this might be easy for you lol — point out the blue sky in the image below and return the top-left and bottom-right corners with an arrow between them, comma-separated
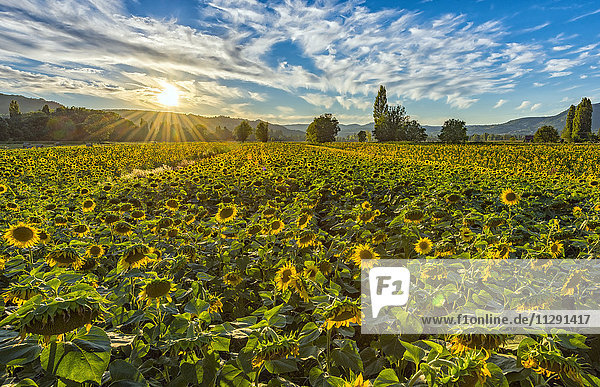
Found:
0,0 -> 599,125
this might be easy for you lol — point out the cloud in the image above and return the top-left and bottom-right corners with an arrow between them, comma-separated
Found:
533,82 -> 545,87
519,22 -> 550,33
550,71 -> 572,78
300,93 -> 336,109
552,45 -> 572,51
569,8 -> 600,22
530,103 -> 541,111
493,99 -> 507,108
516,100 -> 531,110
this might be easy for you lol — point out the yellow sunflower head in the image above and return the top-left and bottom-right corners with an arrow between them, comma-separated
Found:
350,244 -> 380,267
414,237 -> 433,255
297,231 -> 316,248
268,219 -> 285,235
216,204 -> 238,223
223,272 -> 243,286
297,213 -> 312,229
46,247 -> 84,270
323,299 -> 361,330
140,278 -> 174,305
3,222 -> 40,249
82,199 -> 96,212
500,189 -> 519,206
251,334 -> 299,369
0,184 -> 8,194
165,198 -> 179,211
112,221 -> 134,236
549,241 -> 564,258
404,210 -> 425,224
118,244 -> 157,271
86,244 -> 105,258
275,262 -> 297,291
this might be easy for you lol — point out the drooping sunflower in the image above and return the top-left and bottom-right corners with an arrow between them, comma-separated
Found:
216,204 -> 238,223
247,224 -> 263,236
38,231 -> 50,244
500,189 -> 519,206
165,198 -> 179,211
372,231 -> 388,245
72,224 -> 90,237
208,295 -> 223,314
414,237 -> 433,255
268,219 -> 285,235
448,334 -> 506,355
82,199 -> 96,212
86,244 -> 105,258
140,278 -> 175,306
549,241 -> 564,258
46,247 -> 84,270
404,210 -> 425,224
290,275 -> 310,302
323,299 -> 361,330
251,335 -> 299,369
460,227 -> 475,242
223,272 -> 243,286
6,202 -> 19,211
349,244 -> 380,267
303,262 -> 319,281
262,207 -> 277,218
297,230 -> 317,248
275,262 -> 297,291
118,244 -> 157,271
3,284 -> 41,306
112,221 -> 134,236
3,222 -> 40,248
131,210 -> 146,220
446,193 -> 461,204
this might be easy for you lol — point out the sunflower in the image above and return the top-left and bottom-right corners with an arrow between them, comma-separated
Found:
549,241 -> 564,258
6,202 -> 19,211
297,231 -> 316,248
251,335 -> 299,369
3,222 -> 40,248
318,260 -> 332,275
460,227 -> 475,242
86,244 -> 105,258
208,296 -> 223,314
290,275 -> 310,301
303,262 -> 319,281
446,193 -> 461,204
216,204 -> 238,223
561,270 -> 587,296
131,210 -> 146,220
404,210 -> 425,224
357,210 -> 378,223
140,279 -> 174,306
224,272 -> 243,286
500,189 -> 519,206
82,199 -> 96,212
46,248 -> 84,270
118,245 -> 157,271
414,237 -> 433,255
268,219 -> 285,235
297,213 -> 312,229
72,224 -> 90,237
449,334 -> 506,355
344,373 -> 370,387
38,231 -> 50,244
0,184 -> 8,194
165,198 -> 179,211
361,201 -> 371,210
372,231 -> 388,245
323,299 -> 361,330
3,284 -> 40,306
349,244 -> 380,267
262,207 -> 277,218
112,221 -> 133,236
275,262 -> 297,291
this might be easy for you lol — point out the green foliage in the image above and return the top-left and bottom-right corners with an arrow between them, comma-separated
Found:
562,105 -> 576,142
234,120 -> 253,142
255,121 -> 269,142
41,104 -> 50,115
357,130 -> 367,142
534,125 -> 559,142
373,85 -> 387,123
406,119 -> 427,142
572,97 -> 593,142
438,118 -> 468,143
306,113 -> 340,143
9,100 -> 20,119
372,86 -> 423,142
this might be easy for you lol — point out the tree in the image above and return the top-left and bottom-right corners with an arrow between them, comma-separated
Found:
234,120 -> 252,142
373,85 -> 394,142
9,100 -> 21,119
406,119 -> 427,142
562,105 -> 576,142
572,97 -> 593,142
533,125 -> 559,142
388,105 -> 407,140
438,119 -> 467,143
255,121 -> 269,142
373,85 -> 387,123
357,130 -> 367,142
306,114 -> 340,143
41,104 -> 50,114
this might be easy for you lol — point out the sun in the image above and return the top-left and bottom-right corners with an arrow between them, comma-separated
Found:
157,84 -> 180,107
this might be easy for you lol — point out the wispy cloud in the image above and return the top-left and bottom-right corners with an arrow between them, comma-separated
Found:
530,103 -> 541,111
516,100 -> 531,110
519,22 -> 550,33
493,99 -> 507,108
569,8 -> 600,22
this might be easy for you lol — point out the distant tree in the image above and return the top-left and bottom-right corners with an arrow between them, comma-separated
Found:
306,113 -> 340,143
470,133 -> 482,142
373,86 -> 393,142
41,104 -> 50,114
438,119 -> 467,143
406,119 -> 427,142
234,120 -> 252,142
9,100 -> 20,119
357,130 -> 367,142
533,125 -> 559,142
255,121 -> 269,142
0,118 -> 8,140
572,97 -> 593,142
373,85 -> 387,123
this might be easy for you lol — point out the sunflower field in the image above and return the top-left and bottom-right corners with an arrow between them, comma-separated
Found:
2,142 -> 600,386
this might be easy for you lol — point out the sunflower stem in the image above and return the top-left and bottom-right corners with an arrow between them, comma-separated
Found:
326,328 -> 331,375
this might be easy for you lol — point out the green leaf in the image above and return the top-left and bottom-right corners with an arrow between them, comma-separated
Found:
265,358 -> 298,374
331,342 -> 363,373
0,330 -> 42,366
299,322 -> 321,345
400,340 -> 425,365
372,369 -> 401,387
41,327 -> 111,384
218,363 -> 251,387
109,359 -> 147,386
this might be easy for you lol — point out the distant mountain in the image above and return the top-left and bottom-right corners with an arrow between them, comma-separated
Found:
0,93 -> 63,115
424,103 -> 600,136
286,103 -> 600,138
110,109 -> 305,142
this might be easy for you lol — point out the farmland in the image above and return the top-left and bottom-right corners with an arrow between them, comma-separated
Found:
1,142 -> 600,386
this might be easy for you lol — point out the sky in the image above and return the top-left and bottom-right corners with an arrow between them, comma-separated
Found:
0,0 -> 599,125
